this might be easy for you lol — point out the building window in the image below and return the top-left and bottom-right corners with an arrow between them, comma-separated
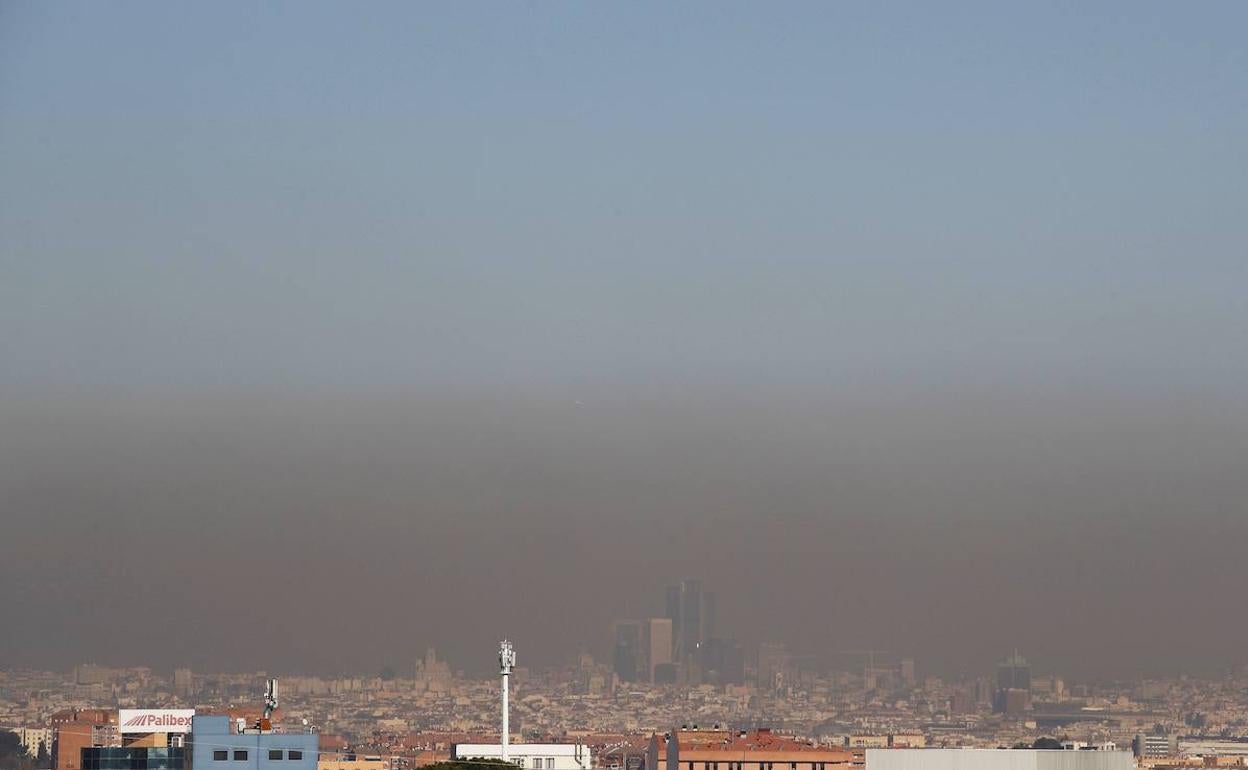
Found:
547,760 -> 555,770
288,752 -> 302,761
235,752 -> 248,761
269,751 -> 283,760
214,752 -> 229,761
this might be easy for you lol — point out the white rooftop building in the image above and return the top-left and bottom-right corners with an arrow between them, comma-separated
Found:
452,743 -> 591,770
866,749 -> 1134,770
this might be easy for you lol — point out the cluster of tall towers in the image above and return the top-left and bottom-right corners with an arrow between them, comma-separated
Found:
613,578 -> 744,686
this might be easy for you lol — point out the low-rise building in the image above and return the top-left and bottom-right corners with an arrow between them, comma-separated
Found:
83,746 -> 187,770
451,743 -> 590,770
1135,735 -> 1179,759
52,709 -> 119,770
317,757 -> 388,770
189,716 -> 317,770
865,749 -> 1134,770
648,729 -> 854,770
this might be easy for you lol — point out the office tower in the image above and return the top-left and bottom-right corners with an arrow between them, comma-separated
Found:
994,650 -> 1032,713
997,650 -> 1031,691
664,579 -> 728,686
644,618 -> 673,682
612,620 -> 643,682
666,579 -> 702,661
665,579 -> 716,661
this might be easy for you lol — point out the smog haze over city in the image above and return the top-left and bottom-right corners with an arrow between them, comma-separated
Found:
2,1 -> 1247,687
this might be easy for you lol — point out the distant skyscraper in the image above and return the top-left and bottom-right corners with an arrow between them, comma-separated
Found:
667,579 -> 701,662
994,650 -> 1032,713
997,650 -> 1031,691
900,658 -> 916,687
662,578 -> 731,686
612,620 -> 643,682
666,579 -> 717,663
644,618 -> 673,683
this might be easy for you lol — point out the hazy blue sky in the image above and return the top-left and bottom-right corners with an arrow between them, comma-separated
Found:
4,1 -> 1246,396
1,3 -> 1247,678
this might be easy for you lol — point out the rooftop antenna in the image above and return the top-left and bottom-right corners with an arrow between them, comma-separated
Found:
256,678 -> 278,732
499,640 -> 516,763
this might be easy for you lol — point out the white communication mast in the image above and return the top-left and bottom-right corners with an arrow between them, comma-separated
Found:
499,640 -> 516,762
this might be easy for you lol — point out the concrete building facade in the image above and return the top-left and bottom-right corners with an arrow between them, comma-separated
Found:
644,618 -> 674,683
189,716 -> 317,770
451,743 -> 590,770
52,709 -> 119,770
14,727 -> 54,758
865,749 -> 1134,770
649,729 -> 853,770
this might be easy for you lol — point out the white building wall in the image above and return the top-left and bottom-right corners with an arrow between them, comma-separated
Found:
866,749 -> 1134,770
452,743 -> 591,770
15,727 -> 54,757
1035,752 -> 1134,770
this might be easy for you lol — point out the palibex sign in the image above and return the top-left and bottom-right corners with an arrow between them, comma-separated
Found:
119,709 -> 195,733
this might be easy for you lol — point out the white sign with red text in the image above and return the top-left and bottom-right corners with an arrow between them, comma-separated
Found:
119,710 -> 195,733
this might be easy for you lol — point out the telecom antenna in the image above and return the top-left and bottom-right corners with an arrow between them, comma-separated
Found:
499,640 -> 516,762
261,678 -> 279,732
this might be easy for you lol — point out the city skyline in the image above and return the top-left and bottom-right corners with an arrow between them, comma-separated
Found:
4,1 -> 1248,687
6,654 -> 1248,764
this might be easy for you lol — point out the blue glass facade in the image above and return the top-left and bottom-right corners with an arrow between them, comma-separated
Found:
189,717 -> 317,770
82,748 -> 186,770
